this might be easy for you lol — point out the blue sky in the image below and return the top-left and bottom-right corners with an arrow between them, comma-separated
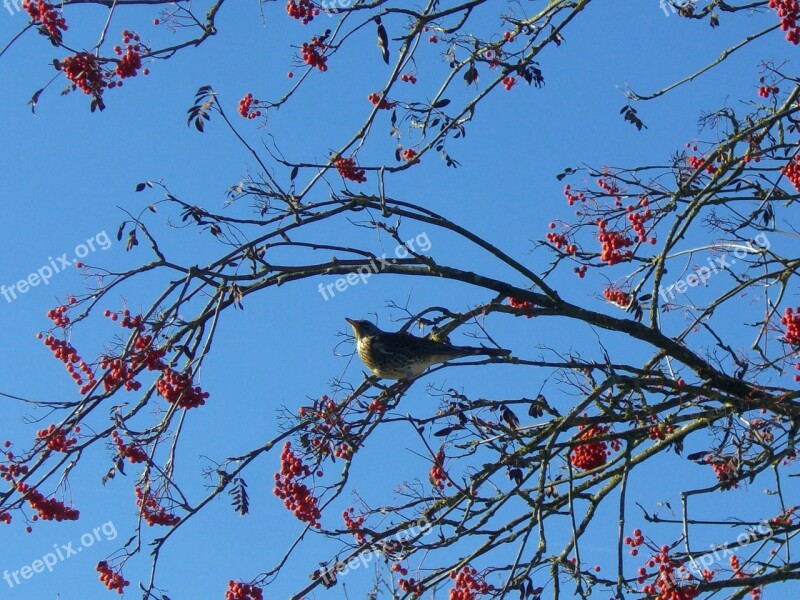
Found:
0,1 -> 797,598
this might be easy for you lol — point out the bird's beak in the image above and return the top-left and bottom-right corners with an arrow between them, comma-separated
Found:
345,318 -> 360,334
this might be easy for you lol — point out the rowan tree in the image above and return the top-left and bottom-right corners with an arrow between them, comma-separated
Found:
1,1 -> 800,599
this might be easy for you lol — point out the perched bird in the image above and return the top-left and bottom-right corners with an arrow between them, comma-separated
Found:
375,16 -> 389,64
346,318 -> 510,380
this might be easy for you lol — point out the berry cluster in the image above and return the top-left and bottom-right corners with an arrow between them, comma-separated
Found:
624,528 -> 645,556
135,486 -> 181,526
22,1 -> 68,43
596,173 -> 623,206
226,580 -> 264,600
334,442 -> 353,460
637,547 -> 700,600
0,450 -> 29,487
36,424 -> 78,452
368,398 -> 386,413
273,441 -> 322,527
121,29 -> 138,45
116,310 -> 143,329
686,154 -> 706,171
114,45 -> 143,80
648,417 -> 675,441
391,562 -> 409,576
569,424 -> 614,471
768,507 -> 795,529
742,149 -> 761,164
597,219 -> 634,266
603,285 -> 632,309
238,92 -> 262,119
448,566 -> 495,599
545,227 -> 576,254
398,577 -> 426,596
96,561 -> 129,594
110,31 -> 147,82
705,455 -> 739,490
342,507 -> 366,544
626,200 -> 654,243
502,76 -> 516,90
299,396 -> 354,460
400,73 -> 417,84
747,418 -> 774,444
301,37 -> 328,71
100,357 -> 141,392
61,52 -> 106,96
758,84 -> 780,98
685,144 -> 718,175
156,367 -> 210,409
486,48 -> 505,69
730,555 -> 762,600
98,311 -> 180,397
112,430 -> 148,463
507,296 -> 536,318
42,332 -> 97,394
286,0 -> 318,24
563,183 -> 586,206
782,156 -> 800,193
47,302 -> 73,327
131,333 -> 167,370
401,148 -> 419,163
0,511 -> 11,525
368,92 -> 395,109
16,482 -> 80,521
429,448 -> 450,491
334,157 -> 367,183
102,351 -> 157,394
780,307 -> 800,347
768,0 -> 799,44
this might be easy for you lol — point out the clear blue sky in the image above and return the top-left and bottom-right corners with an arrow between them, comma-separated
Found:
0,1 -> 796,598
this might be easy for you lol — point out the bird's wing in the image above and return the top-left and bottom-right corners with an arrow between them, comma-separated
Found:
377,333 -> 464,358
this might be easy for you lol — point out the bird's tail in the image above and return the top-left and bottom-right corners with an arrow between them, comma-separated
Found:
460,346 -> 511,358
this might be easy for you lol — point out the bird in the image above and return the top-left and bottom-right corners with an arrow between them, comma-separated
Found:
346,318 -> 510,380
375,16 -> 389,64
